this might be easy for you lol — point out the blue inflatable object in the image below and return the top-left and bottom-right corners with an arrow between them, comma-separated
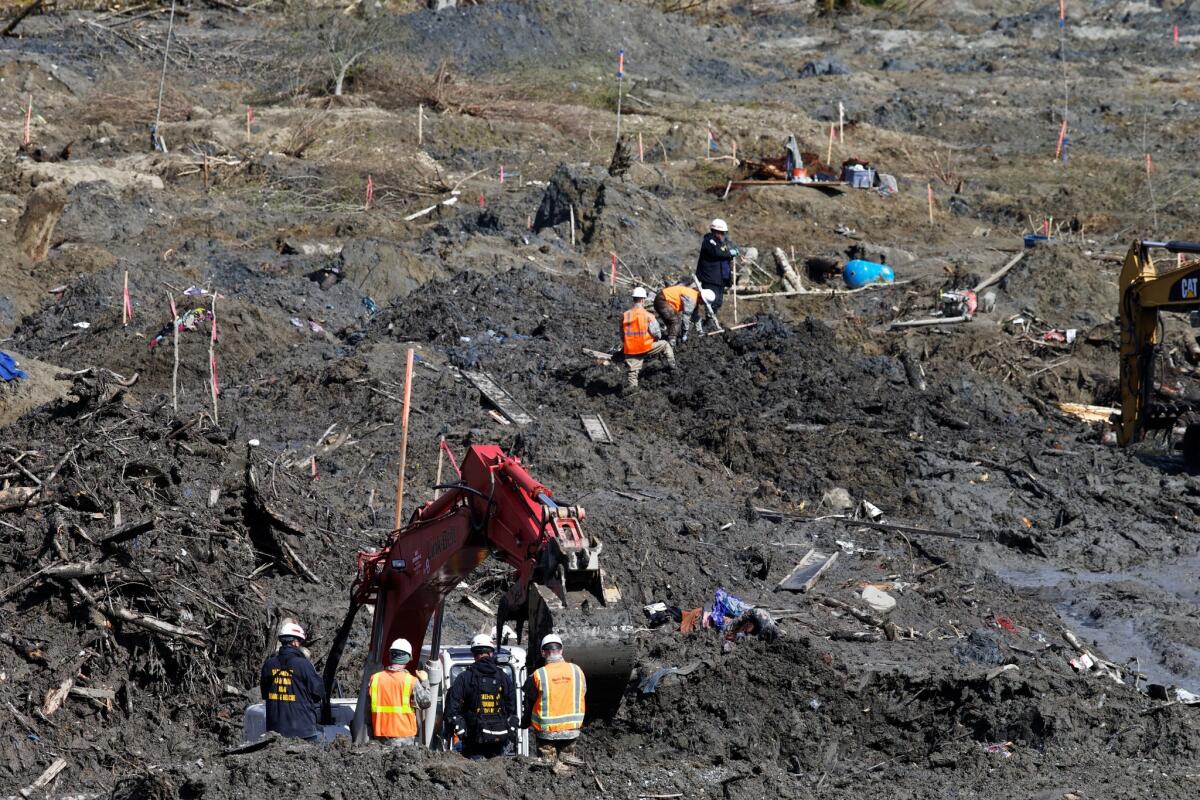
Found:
843,259 -> 895,289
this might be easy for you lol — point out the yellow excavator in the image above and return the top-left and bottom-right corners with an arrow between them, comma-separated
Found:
1118,239 -> 1200,465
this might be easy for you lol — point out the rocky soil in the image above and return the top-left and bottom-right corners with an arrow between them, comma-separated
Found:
2,1 -> 1200,798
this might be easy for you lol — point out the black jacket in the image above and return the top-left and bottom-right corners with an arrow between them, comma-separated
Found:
696,233 -> 736,286
445,658 -> 517,744
260,645 -> 325,739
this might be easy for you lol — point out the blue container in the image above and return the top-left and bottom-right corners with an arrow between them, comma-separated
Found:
843,259 -> 895,289
1024,234 -> 1053,248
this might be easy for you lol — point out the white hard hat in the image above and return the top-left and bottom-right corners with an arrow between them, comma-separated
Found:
470,633 -> 495,651
278,621 -> 306,641
710,218 -> 729,232
701,288 -> 716,303
388,638 -> 412,657
541,633 -> 563,649
631,286 -> 648,299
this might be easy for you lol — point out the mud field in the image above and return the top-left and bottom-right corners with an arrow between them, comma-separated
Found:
2,1 -> 1200,798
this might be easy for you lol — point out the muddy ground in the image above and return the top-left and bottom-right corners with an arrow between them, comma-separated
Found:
2,1 -> 1200,798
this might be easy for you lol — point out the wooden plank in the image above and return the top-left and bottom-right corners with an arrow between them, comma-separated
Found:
582,348 -> 614,363
777,549 -> 838,593
19,757 -> 66,798
580,413 -> 614,444
460,370 -> 534,425
1057,402 -> 1118,423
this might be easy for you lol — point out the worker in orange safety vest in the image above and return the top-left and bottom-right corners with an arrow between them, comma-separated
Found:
654,282 -> 715,345
621,286 -> 676,393
368,638 -> 432,746
521,633 -> 587,768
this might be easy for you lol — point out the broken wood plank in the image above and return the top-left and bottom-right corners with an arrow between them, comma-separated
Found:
19,757 -> 67,799
1057,402 -> 1118,424
776,549 -> 838,593
580,413 -> 614,444
889,314 -> 970,330
68,686 -> 115,702
461,594 -> 496,616
832,517 -> 982,542
459,369 -> 535,425
487,409 -> 511,426
816,596 -> 898,641
582,347 -> 614,363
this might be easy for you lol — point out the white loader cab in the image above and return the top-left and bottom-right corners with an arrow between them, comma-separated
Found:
243,643 -> 528,755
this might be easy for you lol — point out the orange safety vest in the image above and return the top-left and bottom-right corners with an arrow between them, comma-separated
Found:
660,285 -> 699,313
622,307 -> 655,356
369,670 -> 417,738
530,660 -> 586,734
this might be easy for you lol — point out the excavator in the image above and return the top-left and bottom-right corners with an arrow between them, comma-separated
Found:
1118,239 -> 1200,466
316,444 -> 635,746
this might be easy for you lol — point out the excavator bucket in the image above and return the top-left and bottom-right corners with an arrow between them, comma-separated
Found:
526,580 -> 635,721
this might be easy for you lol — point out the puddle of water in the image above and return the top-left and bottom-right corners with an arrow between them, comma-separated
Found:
992,554 -> 1200,691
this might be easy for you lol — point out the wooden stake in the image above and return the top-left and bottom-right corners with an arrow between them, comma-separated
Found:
732,258 -> 739,324
927,183 -> 934,225
393,348 -> 415,531
209,292 -> 219,423
168,292 -> 179,412
732,140 -> 737,161
610,252 -> 618,295
22,94 -> 32,147
838,101 -> 845,143
826,123 -> 834,164
569,205 -> 576,247
245,106 -> 251,138
122,270 -> 130,326
417,103 -> 424,146
638,131 -> 644,162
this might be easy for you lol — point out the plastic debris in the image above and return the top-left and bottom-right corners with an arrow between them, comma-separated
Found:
860,586 -> 896,614
0,352 -> 28,382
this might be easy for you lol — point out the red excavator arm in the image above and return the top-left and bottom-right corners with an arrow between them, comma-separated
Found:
321,444 -> 631,740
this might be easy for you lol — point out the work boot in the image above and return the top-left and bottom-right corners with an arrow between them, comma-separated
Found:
538,743 -> 558,762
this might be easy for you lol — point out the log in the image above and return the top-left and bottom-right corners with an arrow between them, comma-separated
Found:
972,251 -> 1025,293
97,517 -> 155,547
772,247 -> 805,293
2,0 -> 44,38
19,757 -> 67,799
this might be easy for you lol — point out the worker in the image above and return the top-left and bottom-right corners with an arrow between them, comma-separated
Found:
695,218 -> 739,317
522,634 -> 587,767
622,286 -> 676,392
783,134 -> 805,183
368,638 -> 433,747
654,282 -> 715,344
445,633 -> 517,759
260,621 -> 326,742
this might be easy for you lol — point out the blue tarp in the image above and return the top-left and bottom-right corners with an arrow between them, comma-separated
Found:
0,352 -> 27,382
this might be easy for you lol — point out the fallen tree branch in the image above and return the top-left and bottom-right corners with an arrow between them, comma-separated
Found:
98,518 -> 156,548
815,596 -> 898,641
65,578 -> 207,645
278,538 -> 322,585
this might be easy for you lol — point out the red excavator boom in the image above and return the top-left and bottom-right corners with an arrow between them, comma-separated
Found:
321,444 -> 631,741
